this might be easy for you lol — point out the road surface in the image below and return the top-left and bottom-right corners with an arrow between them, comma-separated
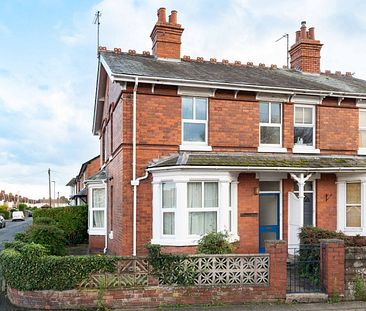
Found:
0,218 -> 32,250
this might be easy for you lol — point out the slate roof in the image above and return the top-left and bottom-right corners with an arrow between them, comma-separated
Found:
148,152 -> 366,172
85,170 -> 107,182
101,51 -> 366,95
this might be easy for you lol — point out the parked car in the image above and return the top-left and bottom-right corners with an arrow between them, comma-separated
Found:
0,215 -> 5,228
12,211 -> 25,221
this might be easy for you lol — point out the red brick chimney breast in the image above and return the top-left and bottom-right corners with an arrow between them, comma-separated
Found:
289,21 -> 323,73
150,8 -> 184,59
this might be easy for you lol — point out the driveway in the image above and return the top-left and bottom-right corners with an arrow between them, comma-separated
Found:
0,218 -> 32,250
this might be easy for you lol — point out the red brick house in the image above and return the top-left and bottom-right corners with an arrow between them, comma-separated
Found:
67,155 -> 100,206
90,8 -> 366,256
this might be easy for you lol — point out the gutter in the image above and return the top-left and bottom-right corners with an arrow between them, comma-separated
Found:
146,165 -> 366,173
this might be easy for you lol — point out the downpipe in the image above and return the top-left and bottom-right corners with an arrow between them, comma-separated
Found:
131,77 -> 150,256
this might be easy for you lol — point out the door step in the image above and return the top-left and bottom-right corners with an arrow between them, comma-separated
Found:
286,293 -> 328,303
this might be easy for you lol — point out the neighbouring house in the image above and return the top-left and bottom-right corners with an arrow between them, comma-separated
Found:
90,8 -> 366,256
66,155 -> 100,206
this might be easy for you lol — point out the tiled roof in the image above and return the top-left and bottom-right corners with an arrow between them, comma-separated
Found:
148,152 -> 366,172
101,52 -> 366,95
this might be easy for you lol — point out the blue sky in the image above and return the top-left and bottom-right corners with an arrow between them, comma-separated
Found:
0,0 -> 366,199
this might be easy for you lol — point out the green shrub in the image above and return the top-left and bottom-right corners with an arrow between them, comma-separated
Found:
196,232 -> 234,254
33,205 -> 88,245
146,243 -> 196,285
22,224 -> 67,256
18,203 -> 27,211
0,243 -> 118,291
299,226 -> 366,247
0,205 -> 10,219
33,216 -> 57,226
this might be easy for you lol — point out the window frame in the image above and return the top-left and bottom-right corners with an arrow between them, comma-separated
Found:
88,185 -> 106,235
259,102 -> 282,147
161,182 -> 176,237
359,109 -> 366,151
293,104 -> 316,150
181,96 -> 208,146
187,181 -> 219,237
345,182 -> 362,229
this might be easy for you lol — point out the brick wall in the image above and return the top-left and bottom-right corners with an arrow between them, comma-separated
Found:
237,173 -> 259,253
320,239 -> 345,296
317,105 -> 358,153
316,174 -> 337,231
89,235 -> 104,254
7,244 -> 288,309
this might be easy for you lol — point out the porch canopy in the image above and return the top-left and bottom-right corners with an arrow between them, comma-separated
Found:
147,152 -> 366,173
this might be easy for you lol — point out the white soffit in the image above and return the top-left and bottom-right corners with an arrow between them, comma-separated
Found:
256,92 -> 290,103
177,86 -> 215,97
357,99 -> 366,108
291,94 -> 322,105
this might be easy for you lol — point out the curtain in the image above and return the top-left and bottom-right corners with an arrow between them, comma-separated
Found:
347,183 -> 361,204
162,183 -> 176,209
188,182 -> 202,208
93,210 -> 104,228
189,212 -> 217,235
346,206 -> 361,227
204,182 -> 218,207
163,212 -> 175,235
93,188 -> 105,208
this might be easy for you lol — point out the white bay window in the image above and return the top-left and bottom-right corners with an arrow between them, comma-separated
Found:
152,171 -> 238,246
88,186 -> 106,235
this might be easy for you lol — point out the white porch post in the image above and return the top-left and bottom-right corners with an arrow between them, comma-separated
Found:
219,181 -> 230,232
289,173 -> 312,247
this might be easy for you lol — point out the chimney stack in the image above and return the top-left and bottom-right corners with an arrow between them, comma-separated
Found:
289,21 -> 323,73
150,8 -> 184,59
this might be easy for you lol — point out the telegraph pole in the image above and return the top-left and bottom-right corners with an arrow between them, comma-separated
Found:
48,168 -> 52,208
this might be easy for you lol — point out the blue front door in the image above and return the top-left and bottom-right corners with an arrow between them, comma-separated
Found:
259,193 -> 280,253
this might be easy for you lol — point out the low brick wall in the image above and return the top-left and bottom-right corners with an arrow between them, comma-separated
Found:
345,247 -> 366,299
8,284 -> 284,310
6,241 -> 287,310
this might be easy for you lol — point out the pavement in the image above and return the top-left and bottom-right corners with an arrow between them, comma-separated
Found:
160,301 -> 366,310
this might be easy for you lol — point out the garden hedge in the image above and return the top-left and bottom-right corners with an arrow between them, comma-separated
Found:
0,242 -> 118,291
299,226 -> 366,246
33,205 -> 88,245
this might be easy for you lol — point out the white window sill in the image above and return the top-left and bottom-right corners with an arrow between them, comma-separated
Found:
151,233 -> 239,246
257,146 -> 287,153
179,145 -> 212,152
292,147 -> 320,154
88,228 -> 106,236
151,238 -> 199,246
358,148 -> 366,155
